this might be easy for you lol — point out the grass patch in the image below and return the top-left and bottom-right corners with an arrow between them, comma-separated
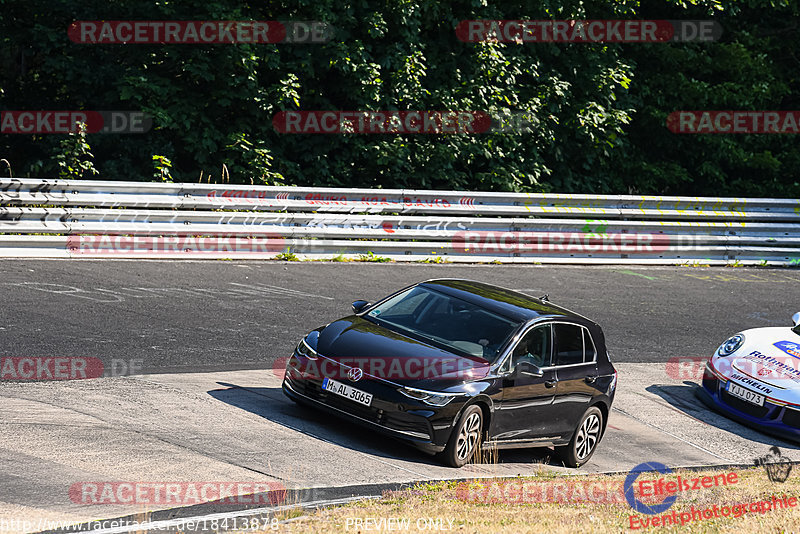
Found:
268,466 -> 800,533
416,256 -> 451,264
274,248 -> 300,261
357,251 -> 392,262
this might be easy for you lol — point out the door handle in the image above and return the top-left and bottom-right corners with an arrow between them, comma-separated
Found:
585,375 -> 598,384
545,380 -> 557,388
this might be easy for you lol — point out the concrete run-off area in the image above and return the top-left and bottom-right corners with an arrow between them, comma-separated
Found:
1,364 -> 797,532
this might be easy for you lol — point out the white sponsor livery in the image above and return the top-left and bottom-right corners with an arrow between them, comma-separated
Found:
709,317 -> 800,407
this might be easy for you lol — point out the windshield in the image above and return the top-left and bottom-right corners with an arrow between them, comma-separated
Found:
365,285 -> 522,362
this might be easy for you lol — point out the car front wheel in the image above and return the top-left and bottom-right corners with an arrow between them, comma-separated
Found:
556,406 -> 603,468
440,405 -> 483,467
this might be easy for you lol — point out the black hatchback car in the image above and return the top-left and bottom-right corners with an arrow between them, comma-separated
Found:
282,279 -> 617,467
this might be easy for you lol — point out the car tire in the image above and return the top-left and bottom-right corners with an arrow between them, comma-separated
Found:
555,406 -> 603,468
440,405 -> 483,468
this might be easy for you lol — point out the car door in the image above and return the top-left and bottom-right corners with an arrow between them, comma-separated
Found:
552,322 -> 599,439
494,324 -> 559,441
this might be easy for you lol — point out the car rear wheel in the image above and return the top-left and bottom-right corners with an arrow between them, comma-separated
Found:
556,406 -> 603,468
440,405 -> 483,467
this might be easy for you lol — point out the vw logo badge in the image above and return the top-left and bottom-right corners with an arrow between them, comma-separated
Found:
347,367 -> 363,382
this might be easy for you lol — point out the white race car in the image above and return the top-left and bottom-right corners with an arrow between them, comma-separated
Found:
698,312 -> 800,442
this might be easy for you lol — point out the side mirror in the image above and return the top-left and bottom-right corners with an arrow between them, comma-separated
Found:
793,312 -> 800,327
352,300 -> 371,314
512,361 -> 544,379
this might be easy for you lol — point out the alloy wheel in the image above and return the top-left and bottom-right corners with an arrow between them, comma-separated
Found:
575,413 -> 600,460
456,412 -> 481,460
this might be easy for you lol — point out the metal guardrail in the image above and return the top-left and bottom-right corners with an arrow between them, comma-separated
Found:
1,178 -> 799,264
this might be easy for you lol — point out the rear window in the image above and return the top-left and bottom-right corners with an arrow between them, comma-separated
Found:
554,323 -> 597,365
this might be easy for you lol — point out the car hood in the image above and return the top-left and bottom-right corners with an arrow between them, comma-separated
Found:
314,316 -> 491,388
713,327 -> 800,399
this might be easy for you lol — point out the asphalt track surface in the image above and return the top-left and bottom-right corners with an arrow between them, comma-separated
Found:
2,260 -> 799,373
2,261 -> 800,532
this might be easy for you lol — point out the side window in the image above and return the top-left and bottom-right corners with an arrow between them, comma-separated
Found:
554,323 -> 584,366
511,324 -> 552,368
583,329 -> 597,362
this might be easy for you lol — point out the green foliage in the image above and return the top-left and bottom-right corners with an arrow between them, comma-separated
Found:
54,122 -> 98,180
152,155 -> 173,182
357,251 -> 392,262
0,0 -> 798,197
417,256 -> 450,264
274,248 -> 300,261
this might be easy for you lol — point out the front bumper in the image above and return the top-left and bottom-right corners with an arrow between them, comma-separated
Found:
697,364 -> 800,444
282,366 -> 452,454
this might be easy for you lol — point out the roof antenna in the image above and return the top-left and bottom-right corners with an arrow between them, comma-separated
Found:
540,294 -> 549,302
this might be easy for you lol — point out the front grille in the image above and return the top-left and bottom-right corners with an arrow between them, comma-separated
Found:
720,389 -> 770,418
782,408 -> 800,429
286,373 -> 430,439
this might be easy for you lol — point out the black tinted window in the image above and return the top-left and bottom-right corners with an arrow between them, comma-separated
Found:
366,286 -> 521,361
511,324 -> 551,368
554,323 -> 583,366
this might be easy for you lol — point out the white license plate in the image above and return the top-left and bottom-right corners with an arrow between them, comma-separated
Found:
727,382 -> 765,406
322,377 -> 373,407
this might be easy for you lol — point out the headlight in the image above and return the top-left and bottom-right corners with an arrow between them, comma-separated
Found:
717,334 -> 745,357
296,337 -> 318,360
399,386 -> 458,406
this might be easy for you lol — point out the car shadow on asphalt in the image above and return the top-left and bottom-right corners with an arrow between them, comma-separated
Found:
209,382 -> 565,470
645,381 -> 800,451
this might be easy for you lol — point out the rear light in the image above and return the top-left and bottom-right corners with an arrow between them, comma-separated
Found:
610,369 -> 618,392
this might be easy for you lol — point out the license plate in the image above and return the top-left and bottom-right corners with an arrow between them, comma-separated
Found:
322,377 -> 373,407
727,381 -> 765,406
